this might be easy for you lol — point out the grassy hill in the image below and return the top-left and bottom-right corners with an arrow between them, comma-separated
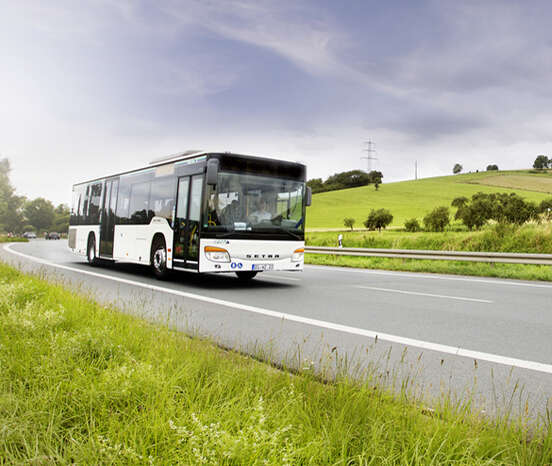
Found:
306,170 -> 552,229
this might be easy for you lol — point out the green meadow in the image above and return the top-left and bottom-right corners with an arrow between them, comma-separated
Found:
2,263 -> 552,463
306,170 -> 552,230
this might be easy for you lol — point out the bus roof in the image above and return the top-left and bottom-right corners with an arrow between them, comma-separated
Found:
72,151 -> 306,187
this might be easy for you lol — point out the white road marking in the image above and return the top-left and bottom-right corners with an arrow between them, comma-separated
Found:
354,285 -> 493,303
307,264 -> 552,289
4,243 -> 552,375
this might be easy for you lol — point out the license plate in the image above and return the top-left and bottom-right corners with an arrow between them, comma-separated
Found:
252,263 -> 273,271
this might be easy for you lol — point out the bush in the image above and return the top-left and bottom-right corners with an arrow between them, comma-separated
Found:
404,218 -> 421,232
452,192 -> 542,229
486,164 -> 499,171
493,193 -> 539,225
343,218 -> 355,230
363,209 -> 393,231
539,197 -> 552,214
453,193 -> 494,230
423,207 -> 450,232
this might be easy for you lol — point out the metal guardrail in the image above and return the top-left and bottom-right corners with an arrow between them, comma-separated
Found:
304,246 -> 552,266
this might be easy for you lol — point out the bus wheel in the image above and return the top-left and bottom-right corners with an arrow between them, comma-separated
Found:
151,237 -> 169,279
87,236 -> 98,266
236,271 -> 258,280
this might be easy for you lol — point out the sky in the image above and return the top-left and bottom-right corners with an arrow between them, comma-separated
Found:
1,0 -> 552,205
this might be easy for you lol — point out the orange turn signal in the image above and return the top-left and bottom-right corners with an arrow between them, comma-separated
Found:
205,246 -> 229,253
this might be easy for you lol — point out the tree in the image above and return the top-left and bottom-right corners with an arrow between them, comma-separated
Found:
453,163 -> 463,174
452,192 -> 496,230
0,159 -> 14,224
404,218 -> 421,232
52,203 -> 70,233
455,203 -> 488,230
486,164 -> 499,171
306,178 -> 324,194
451,196 -> 469,209
423,206 -> 450,232
24,198 -> 55,232
343,217 -> 355,230
2,194 -> 26,234
0,158 -> 26,234
500,195 -> 537,225
363,209 -> 393,231
325,170 -> 372,191
306,170 -> 384,194
533,155 -> 550,170
367,170 -> 383,190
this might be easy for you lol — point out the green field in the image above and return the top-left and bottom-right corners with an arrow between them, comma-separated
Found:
2,263 -> 552,463
307,170 -> 552,229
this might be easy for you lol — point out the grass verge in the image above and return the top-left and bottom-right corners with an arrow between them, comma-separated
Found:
306,254 -> 552,282
0,237 -> 27,243
306,223 -> 552,282
307,223 -> 552,254
1,262 -> 552,463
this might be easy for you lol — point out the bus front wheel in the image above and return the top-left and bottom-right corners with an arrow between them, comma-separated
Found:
151,237 -> 170,279
236,271 -> 258,280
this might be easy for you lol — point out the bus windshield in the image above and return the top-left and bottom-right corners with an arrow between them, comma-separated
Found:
204,171 -> 305,238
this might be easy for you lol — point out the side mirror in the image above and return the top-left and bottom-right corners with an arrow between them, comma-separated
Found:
206,158 -> 219,186
305,186 -> 312,206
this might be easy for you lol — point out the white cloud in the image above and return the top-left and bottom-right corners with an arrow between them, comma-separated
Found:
3,0 -> 552,206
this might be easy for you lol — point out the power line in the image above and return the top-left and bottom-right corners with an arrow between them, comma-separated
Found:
361,138 -> 378,172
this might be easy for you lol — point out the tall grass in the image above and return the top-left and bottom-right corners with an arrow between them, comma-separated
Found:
1,263 -> 552,463
307,223 -> 552,254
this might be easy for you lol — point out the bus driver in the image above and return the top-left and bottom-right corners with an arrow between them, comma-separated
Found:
249,197 -> 273,223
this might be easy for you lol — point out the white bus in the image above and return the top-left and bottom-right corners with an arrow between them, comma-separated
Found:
68,151 -> 311,280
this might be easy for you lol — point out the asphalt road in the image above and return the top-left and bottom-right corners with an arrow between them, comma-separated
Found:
2,239 -> 552,420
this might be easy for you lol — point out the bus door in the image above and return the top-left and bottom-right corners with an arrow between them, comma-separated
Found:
99,178 -> 118,257
173,174 -> 203,267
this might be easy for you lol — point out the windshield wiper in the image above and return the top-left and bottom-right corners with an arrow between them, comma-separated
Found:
277,228 -> 302,240
211,227 -> 302,240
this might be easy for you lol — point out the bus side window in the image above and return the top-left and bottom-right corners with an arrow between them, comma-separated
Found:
71,185 -> 86,226
128,181 -> 151,224
150,177 -> 176,222
88,182 -> 103,224
116,177 -> 131,223
80,185 -> 90,225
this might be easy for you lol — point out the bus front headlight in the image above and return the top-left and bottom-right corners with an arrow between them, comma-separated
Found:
292,248 -> 304,262
204,246 -> 231,262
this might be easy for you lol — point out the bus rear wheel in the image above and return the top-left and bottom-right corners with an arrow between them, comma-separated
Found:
151,237 -> 170,279
236,271 -> 258,280
87,236 -> 99,266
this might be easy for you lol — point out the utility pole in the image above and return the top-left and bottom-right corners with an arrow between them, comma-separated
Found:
415,160 -> 418,180
361,139 -> 377,172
